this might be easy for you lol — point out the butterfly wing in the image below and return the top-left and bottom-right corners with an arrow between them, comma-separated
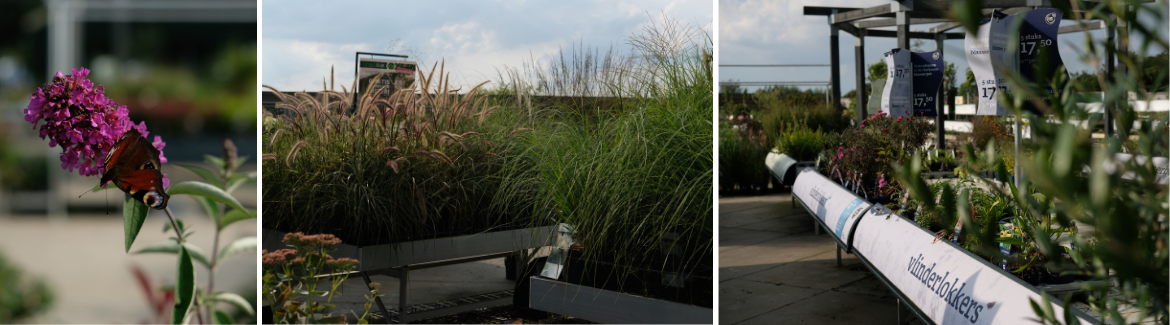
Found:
99,129 -> 169,209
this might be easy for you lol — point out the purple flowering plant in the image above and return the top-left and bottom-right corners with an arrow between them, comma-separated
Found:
820,111 -> 933,198
23,67 -> 169,186
23,68 -> 258,325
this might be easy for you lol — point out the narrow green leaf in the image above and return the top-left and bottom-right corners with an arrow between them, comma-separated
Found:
175,163 -> 225,189
212,310 -> 233,325
123,194 -> 149,252
195,196 -> 222,226
218,236 -> 257,263
132,242 -> 212,269
995,236 -> 1026,246
173,246 -> 196,325
168,182 -> 251,218
225,172 -> 257,195
204,155 -> 226,170
207,292 -> 255,316
219,209 -> 256,230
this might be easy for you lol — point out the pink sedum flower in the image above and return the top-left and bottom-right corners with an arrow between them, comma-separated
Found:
24,67 -> 167,177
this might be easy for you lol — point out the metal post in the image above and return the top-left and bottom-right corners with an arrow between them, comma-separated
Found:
935,33 -> 946,149
830,21 -> 842,110
1014,117 -> 1023,190
399,265 -> 410,324
855,28 -> 867,123
1104,15 -> 1115,137
836,244 -> 842,266
896,11 -> 910,50
896,298 -> 906,324
814,220 -> 820,235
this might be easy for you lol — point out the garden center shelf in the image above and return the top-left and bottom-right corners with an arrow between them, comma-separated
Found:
788,167 -> 1098,325
527,276 -> 713,324
263,226 -> 557,323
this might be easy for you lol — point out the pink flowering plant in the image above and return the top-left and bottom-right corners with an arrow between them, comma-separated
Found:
262,232 -> 377,324
820,112 -> 933,198
23,68 -> 257,324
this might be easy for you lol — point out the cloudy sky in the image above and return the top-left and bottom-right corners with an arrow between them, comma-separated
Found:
720,0 -> 1169,94
262,0 -> 713,92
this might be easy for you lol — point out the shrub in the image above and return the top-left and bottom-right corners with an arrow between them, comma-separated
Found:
774,124 -> 824,161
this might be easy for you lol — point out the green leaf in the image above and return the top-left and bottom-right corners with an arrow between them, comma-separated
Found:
219,209 -> 256,230
205,155 -> 226,171
213,310 -> 233,325
225,171 -> 257,195
195,196 -> 222,225
133,242 -> 212,269
168,182 -> 251,219
123,194 -> 149,252
175,163 -> 225,189
90,182 -> 115,193
207,292 -> 255,316
218,236 -> 257,263
173,246 -> 196,325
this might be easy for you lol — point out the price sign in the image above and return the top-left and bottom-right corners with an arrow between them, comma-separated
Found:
965,10 -> 1015,115
881,49 -> 913,117
1017,9 -> 1067,113
910,50 -> 944,117
356,57 -> 417,100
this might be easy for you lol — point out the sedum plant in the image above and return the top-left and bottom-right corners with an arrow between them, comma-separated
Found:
261,232 -> 376,324
22,68 -> 257,324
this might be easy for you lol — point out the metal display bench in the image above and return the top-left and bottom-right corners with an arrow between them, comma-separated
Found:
789,168 -> 1099,324
263,226 -> 557,323
527,276 -> 713,324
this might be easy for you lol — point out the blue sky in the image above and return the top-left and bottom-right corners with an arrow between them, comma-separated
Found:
262,0 -> 713,92
719,0 -> 1169,94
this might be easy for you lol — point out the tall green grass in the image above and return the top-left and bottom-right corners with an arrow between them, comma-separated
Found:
497,13 -> 713,295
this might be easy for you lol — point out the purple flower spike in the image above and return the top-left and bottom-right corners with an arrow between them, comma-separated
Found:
23,67 -> 166,177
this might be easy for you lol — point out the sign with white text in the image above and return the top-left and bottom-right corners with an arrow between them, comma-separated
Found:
1017,9 -> 1067,113
911,50 -> 944,117
356,57 -> 417,100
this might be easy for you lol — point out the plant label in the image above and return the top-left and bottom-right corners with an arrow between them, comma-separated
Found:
539,223 -> 575,279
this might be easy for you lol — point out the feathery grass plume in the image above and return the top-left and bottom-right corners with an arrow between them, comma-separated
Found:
263,59 -> 540,246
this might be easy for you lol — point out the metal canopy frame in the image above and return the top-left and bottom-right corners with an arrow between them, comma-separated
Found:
802,0 -> 1130,151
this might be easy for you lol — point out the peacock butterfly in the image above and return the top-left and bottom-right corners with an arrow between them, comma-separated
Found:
100,128 -> 169,209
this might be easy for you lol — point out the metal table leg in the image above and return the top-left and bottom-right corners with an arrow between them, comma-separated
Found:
399,265 -> 410,324
361,271 -> 391,324
896,298 -> 905,324
836,244 -> 842,267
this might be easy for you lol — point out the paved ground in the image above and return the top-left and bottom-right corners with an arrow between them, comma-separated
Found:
720,193 -> 924,325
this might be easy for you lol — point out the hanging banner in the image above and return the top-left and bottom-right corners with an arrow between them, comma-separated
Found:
1018,8 -> 1068,113
356,57 -> 417,100
881,49 -> 913,117
849,211 -> 1094,325
868,77 -> 887,115
791,168 -> 872,242
910,50 -> 944,117
966,10 -> 1015,115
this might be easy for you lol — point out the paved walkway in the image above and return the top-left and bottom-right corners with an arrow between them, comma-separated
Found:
720,193 -> 923,325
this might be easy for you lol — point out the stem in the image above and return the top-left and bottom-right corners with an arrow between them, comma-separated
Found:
163,207 -> 183,243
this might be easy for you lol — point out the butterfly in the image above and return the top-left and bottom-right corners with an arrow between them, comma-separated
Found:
100,128 -> 169,209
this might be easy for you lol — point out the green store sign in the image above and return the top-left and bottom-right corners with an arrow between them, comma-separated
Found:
359,60 -> 416,71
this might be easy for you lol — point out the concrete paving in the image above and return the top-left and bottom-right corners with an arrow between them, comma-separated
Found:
720,193 -> 924,325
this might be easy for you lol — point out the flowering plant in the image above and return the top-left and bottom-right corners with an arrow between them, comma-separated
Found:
820,112 -> 932,196
23,67 -> 167,178
23,68 -> 257,324
262,232 -> 377,324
